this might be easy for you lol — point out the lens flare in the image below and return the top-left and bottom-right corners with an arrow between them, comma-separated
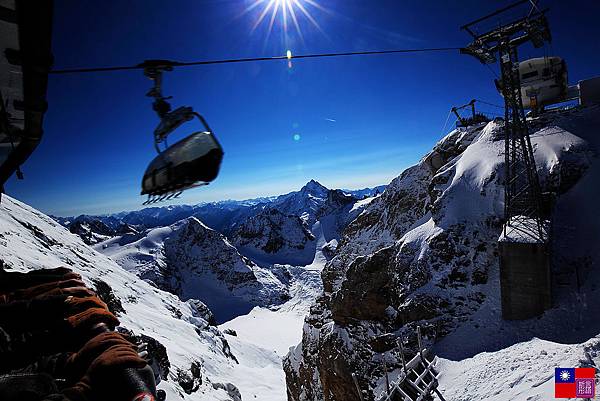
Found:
247,0 -> 327,44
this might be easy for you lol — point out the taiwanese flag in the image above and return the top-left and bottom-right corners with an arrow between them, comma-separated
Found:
555,367 -> 596,398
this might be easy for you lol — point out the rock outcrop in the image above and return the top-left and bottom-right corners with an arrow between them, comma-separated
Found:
285,107 -> 598,401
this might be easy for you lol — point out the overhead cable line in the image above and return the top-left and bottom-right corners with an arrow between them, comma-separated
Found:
440,109 -> 453,134
475,99 -> 504,109
49,46 -> 462,75
484,63 -> 499,79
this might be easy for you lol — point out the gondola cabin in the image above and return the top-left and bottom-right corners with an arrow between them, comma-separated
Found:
141,130 -> 223,197
517,57 -> 568,110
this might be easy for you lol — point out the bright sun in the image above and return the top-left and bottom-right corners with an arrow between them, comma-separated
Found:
245,0 -> 326,43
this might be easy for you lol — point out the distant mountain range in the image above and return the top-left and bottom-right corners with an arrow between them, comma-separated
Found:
52,182 -> 386,244
53,181 -> 385,323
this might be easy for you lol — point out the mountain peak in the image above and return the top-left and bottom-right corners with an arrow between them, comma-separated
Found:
300,179 -> 328,196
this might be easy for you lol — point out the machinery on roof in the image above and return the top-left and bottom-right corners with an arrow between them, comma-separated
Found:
515,56 -> 568,110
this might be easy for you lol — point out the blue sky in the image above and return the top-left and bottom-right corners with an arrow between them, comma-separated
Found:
5,0 -> 600,216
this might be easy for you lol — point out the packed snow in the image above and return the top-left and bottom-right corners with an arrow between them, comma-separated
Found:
0,195 -> 243,400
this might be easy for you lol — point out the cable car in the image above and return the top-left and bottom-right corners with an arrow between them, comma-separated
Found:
140,61 -> 224,204
141,111 -> 223,202
517,57 -> 568,110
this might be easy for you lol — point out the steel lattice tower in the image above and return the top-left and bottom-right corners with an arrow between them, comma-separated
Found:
461,1 -> 551,243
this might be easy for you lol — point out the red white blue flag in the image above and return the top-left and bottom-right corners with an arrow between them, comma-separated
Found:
555,367 -> 596,398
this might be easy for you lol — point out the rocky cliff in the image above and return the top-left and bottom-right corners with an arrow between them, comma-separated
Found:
284,106 -> 599,401
98,217 -> 289,322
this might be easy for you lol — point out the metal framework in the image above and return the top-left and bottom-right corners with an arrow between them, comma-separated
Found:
461,0 -> 551,243
355,327 -> 445,401
451,99 -> 476,127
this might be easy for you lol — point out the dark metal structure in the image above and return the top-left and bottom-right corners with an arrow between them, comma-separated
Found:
139,60 -> 223,204
381,335 -> 444,401
0,0 -> 53,197
461,0 -> 551,243
361,327 -> 445,401
451,99 -> 476,127
450,99 -> 491,127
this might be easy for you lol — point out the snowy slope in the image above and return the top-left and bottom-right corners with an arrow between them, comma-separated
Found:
285,105 -> 600,401
438,336 -> 600,401
231,181 -> 370,266
0,195 -> 246,401
97,217 -> 289,322
218,262 -> 325,401
231,208 -> 317,266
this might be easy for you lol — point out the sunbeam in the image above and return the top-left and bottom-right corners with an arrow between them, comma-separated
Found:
286,1 -> 304,44
292,0 -> 327,38
246,0 -> 326,42
251,0 -> 275,34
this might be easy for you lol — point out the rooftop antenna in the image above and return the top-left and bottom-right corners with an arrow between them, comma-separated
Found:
460,0 -> 551,243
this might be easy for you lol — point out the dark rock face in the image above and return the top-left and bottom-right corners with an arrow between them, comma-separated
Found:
331,247 -> 400,324
115,223 -> 138,236
187,299 -> 217,326
318,189 -> 356,219
286,126 -> 482,401
221,338 -> 239,364
69,219 -> 115,245
176,360 -> 203,394
212,382 -> 242,401
321,240 -> 338,261
160,218 -> 284,302
140,333 -> 171,381
92,279 -> 125,316
233,208 -> 315,254
16,219 -> 59,249
285,117 -> 595,401
116,328 -> 171,383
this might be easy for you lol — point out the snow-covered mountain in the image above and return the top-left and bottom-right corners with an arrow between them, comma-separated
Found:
232,208 -> 317,266
97,216 -> 289,322
76,179 -> 379,399
53,183 -> 385,245
230,180 -> 375,266
68,217 -> 116,245
87,179 -> 379,324
5,104 -> 600,401
343,185 -> 386,199
285,105 -> 600,401
0,195 -> 247,401
271,180 -> 330,223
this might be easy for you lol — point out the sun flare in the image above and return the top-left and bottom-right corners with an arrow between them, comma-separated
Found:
246,0 -> 327,43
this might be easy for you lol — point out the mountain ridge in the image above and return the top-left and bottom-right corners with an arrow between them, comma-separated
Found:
284,106 -> 600,401
52,181 -> 385,238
